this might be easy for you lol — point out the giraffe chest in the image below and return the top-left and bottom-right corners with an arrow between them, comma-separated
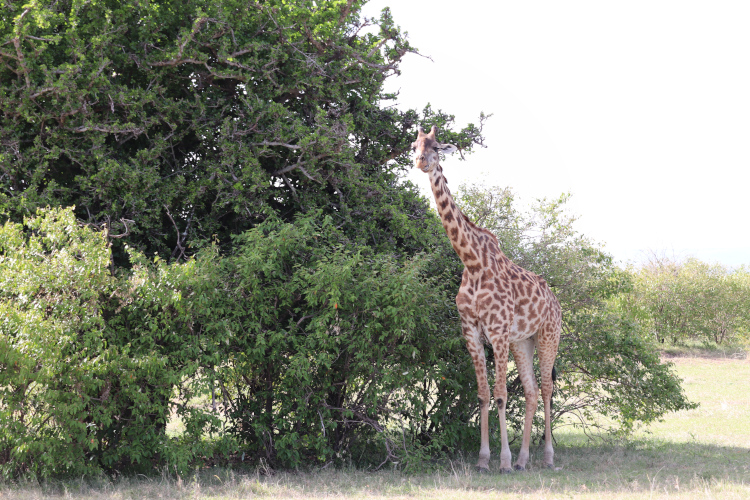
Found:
456,277 -> 511,324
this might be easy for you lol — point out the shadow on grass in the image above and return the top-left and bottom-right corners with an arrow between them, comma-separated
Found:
554,437 -> 750,481
6,439 -> 748,499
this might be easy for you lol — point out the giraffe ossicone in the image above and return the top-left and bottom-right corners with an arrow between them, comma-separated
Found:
412,125 -> 562,472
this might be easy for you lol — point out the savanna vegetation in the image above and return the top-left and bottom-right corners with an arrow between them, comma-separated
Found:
0,0 -> 746,482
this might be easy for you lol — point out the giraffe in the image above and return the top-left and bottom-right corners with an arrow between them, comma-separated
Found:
411,126 -> 562,472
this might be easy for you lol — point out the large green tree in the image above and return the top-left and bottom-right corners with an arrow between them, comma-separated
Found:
0,0 -> 484,262
0,0 -> 483,476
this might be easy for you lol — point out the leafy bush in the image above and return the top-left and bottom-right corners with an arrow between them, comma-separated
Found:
0,208 -> 467,474
195,213 -> 477,468
0,207 -> 116,477
0,208 -> 230,478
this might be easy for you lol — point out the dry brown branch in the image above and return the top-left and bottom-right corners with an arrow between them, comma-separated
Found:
251,141 -> 301,150
12,8 -> 31,87
272,153 -> 327,183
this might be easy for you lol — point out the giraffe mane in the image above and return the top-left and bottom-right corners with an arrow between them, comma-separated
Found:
460,211 -> 500,246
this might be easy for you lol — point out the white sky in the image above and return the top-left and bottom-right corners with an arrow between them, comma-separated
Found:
360,1 -> 750,268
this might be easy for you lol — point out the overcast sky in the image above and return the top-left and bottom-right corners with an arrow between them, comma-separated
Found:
360,1 -> 750,268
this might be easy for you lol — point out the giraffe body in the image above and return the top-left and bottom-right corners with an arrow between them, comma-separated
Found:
412,126 -> 561,472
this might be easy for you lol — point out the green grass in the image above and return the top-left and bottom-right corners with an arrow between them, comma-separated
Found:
2,352 -> 749,499
636,355 -> 750,448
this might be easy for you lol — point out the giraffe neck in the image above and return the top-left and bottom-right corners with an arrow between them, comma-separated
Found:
428,164 -> 483,272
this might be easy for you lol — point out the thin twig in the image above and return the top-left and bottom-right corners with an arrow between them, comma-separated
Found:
164,205 -> 187,260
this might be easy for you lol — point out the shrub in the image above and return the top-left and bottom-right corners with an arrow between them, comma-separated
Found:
619,255 -> 750,345
198,213 -> 475,469
0,208 -> 228,478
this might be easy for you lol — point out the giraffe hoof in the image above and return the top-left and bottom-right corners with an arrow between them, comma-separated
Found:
513,464 -> 526,471
544,463 -> 555,470
475,465 -> 490,474
499,467 -> 513,474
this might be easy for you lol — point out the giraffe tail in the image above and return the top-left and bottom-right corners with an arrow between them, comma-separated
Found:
550,365 -> 557,415
547,365 -> 558,445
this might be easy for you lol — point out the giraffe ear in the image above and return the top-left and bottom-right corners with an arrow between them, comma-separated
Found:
436,143 -> 458,155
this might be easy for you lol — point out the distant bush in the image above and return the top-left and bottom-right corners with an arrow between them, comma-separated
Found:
617,255 -> 750,345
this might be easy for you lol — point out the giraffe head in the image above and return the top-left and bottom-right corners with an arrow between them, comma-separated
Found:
411,126 -> 458,173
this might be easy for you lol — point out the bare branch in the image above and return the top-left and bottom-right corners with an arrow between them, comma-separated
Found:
164,204 -> 187,260
70,125 -> 144,135
13,9 -> 31,88
29,87 -> 55,99
251,141 -> 301,150
0,49 -> 20,61
150,16 -> 208,67
106,217 -> 134,239
281,173 -> 299,203
272,154 -> 326,183
25,35 -> 55,42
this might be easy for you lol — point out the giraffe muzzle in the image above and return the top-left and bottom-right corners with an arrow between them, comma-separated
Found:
414,160 -> 432,172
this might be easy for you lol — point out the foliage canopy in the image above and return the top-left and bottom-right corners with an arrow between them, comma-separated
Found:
0,0 -> 484,261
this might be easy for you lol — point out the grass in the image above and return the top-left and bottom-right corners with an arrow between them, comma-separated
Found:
637,355 -> 750,448
2,350 -> 749,499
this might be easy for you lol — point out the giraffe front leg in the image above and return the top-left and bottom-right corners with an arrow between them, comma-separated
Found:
462,321 -> 491,471
489,329 -> 513,473
510,337 -> 538,471
478,391 -> 491,471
